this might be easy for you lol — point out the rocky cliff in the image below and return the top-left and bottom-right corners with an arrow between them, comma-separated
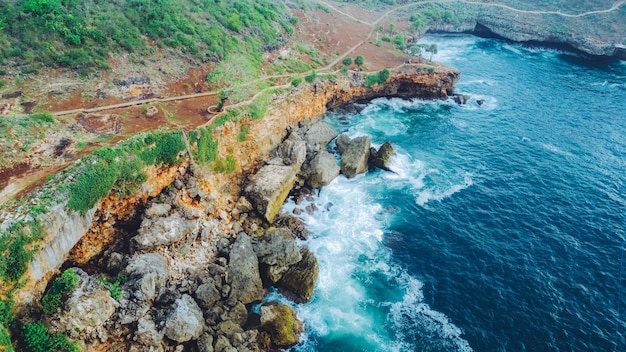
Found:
4,65 -> 459,351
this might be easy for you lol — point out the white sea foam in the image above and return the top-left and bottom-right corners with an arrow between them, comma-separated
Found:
287,172 -> 472,351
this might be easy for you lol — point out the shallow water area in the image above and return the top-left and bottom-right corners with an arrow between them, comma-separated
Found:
284,34 -> 626,351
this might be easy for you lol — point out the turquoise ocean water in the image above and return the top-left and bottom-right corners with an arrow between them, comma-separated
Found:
275,34 -> 626,351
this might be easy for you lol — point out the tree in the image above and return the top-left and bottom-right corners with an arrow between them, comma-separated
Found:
354,55 -> 364,69
342,57 -> 353,66
425,44 -> 438,61
388,23 -> 395,33
379,68 -> 390,82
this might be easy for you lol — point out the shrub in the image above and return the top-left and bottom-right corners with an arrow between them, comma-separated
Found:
41,269 -> 80,315
0,80 -> 5,89
304,71 -> 317,83
379,68 -> 391,82
22,322 -> 78,352
67,158 -> 119,214
0,222 -> 44,282
341,57 -> 352,66
291,77 -> 302,87
30,112 -> 55,124
237,125 -> 249,142
354,55 -> 364,66
214,154 -> 236,173
197,128 -> 218,164
99,274 -> 127,301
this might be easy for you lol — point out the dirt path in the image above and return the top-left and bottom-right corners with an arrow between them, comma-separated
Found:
458,0 -> 626,18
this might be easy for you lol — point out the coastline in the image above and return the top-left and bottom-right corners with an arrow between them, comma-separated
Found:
0,65 -> 459,351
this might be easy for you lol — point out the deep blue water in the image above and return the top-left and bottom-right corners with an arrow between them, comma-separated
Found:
279,34 -> 626,351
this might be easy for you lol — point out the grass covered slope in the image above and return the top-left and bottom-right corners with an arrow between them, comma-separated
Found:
0,0 -> 297,74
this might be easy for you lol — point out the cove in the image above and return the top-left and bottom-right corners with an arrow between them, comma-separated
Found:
282,34 -> 626,351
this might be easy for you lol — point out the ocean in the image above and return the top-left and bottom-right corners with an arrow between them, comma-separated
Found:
276,34 -> 626,351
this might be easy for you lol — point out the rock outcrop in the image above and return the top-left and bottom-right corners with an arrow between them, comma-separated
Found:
260,304 -> 302,348
252,228 -> 302,284
47,268 -> 117,340
279,248 -> 319,303
227,233 -> 264,305
336,134 -> 372,178
163,294 -> 206,343
307,150 -> 340,188
369,141 -> 397,171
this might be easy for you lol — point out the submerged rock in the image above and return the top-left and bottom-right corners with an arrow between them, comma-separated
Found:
278,248 -> 319,303
368,141 -> 396,171
228,233 -> 264,305
336,134 -> 371,178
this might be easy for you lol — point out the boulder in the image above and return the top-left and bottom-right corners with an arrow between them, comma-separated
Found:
144,203 -> 171,217
47,268 -> 117,338
278,248 -> 319,303
197,333 -> 214,352
118,254 -> 169,324
368,141 -> 396,171
135,314 -> 164,348
195,278 -> 221,309
244,164 -> 298,223
337,134 -> 371,178
228,233 -> 264,304
260,304 -> 301,348
335,133 -> 351,154
163,294 -> 205,343
302,121 -> 338,152
252,228 -> 302,284
307,150 -> 340,188
274,214 -> 311,241
134,212 -> 199,249
275,132 -> 306,168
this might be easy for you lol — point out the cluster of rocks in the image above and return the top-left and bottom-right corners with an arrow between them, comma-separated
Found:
245,120 -> 396,223
43,169 -> 317,351
41,119 -> 397,351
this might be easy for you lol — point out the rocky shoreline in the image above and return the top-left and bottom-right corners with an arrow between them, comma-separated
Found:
5,66 -> 459,351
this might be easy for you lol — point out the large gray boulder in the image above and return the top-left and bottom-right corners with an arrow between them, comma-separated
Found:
307,150 -> 340,188
134,212 -> 200,249
195,278 -> 221,309
135,314 -> 164,348
47,268 -> 117,338
228,233 -> 264,304
337,134 -> 371,178
252,228 -> 302,284
163,294 -> 205,343
118,254 -> 169,324
274,132 -> 306,168
302,121 -> 338,153
244,164 -> 299,223
278,248 -> 319,303
368,141 -> 396,171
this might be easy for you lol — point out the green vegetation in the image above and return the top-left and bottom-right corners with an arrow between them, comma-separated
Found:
99,274 -> 127,301
213,154 -> 237,174
0,221 -> 44,282
67,131 -> 185,214
342,57 -> 353,66
41,269 -> 80,315
365,68 -> 391,86
291,77 -> 303,87
354,55 -> 364,68
0,0 -> 295,74
304,71 -> 317,83
22,321 -> 79,352
237,125 -> 250,142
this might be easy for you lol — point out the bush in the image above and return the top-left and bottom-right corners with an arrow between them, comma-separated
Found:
99,274 -> 127,301
354,55 -> 364,66
41,269 -> 80,315
30,112 -> 55,124
291,77 -> 302,87
341,57 -> 352,66
304,71 -> 317,83
237,125 -> 249,142
0,80 -> 5,89
0,222 -> 44,282
22,322 -> 78,352
67,158 -> 119,214
379,68 -> 390,82
197,128 -> 218,164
